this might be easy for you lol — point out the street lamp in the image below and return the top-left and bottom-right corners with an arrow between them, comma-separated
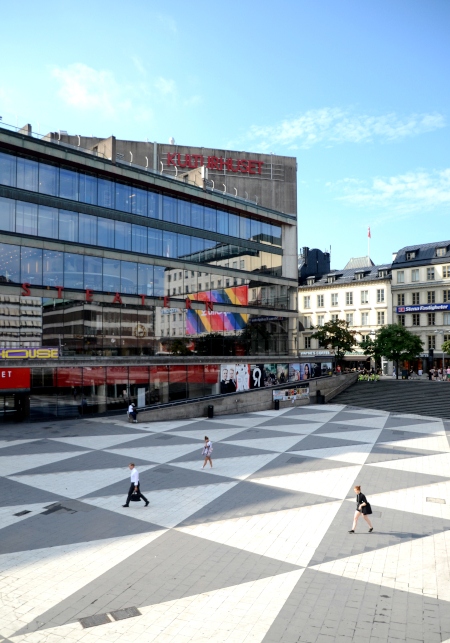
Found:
434,329 -> 450,371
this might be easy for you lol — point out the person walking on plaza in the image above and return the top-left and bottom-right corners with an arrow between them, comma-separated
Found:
128,402 -> 137,423
348,485 -> 373,533
122,463 -> 149,507
202,436 -> 213,469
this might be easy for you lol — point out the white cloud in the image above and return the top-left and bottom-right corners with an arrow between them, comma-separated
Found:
52,63 -> 131,116
154,77 -> 176,96
245,108 -> 446,150
330,168 -> 450,215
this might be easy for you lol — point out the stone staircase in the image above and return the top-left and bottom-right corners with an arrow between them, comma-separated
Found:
332,378 -> 450,420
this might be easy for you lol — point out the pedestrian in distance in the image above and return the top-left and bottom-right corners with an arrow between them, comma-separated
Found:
122,463 -> 149,507
128,402 -> 137,423
348,485 -> 373,533
202,436 -> 213,469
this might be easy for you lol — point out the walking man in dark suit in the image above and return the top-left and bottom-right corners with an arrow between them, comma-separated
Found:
122,463 -> 149,507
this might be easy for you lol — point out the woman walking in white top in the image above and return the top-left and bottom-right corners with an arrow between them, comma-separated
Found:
202,436 -> 213,469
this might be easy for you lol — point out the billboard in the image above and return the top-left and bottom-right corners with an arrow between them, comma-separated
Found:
273,386 -> 309,401
186,285 -> 249,335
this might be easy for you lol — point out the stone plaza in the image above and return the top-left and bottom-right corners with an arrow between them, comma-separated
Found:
0,403 -> 450,642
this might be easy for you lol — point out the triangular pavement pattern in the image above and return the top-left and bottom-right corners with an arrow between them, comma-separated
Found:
106,443 -> 201,463
369,479 -> 450,519
378,434 -> 450,452
344,463 -> 449,496
248,452 -> 355,480
0,439 -> 38,450
9,464 -> 156,499
83,481 -> 239,528
287,434 -> 372,452
317,428 -> 383,443
367,452 -> 450,477
49,433 -> 148,450
223,435 -> 308,453
165,427 -> 246,441
256,416 -> 325,428
171,453 -> 280,481
330,415 -> 388,429
251,465 -> 362,500
0,476 -> 68,508
171,440 -> 276,460
290,442 -> 374,465
0,451 -> 87,477
311,529 -> 450,602
14,449 -> 155,475
257,421 -> 327,435
177,500 -> 343,568
365,443 -> 443,464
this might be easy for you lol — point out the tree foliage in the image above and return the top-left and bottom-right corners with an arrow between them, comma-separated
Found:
311,319 -> 358,363
369,324 -> 423,379
168,338 -> 192,356
442,340 -> 450,355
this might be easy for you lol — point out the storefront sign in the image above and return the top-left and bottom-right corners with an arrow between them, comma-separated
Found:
167,153 -> 264,175
396,304 -> 450,313
299,350 -> 333,356
0,368 -> 30,389
273,386 -> 309,401
0,348 -> 59,360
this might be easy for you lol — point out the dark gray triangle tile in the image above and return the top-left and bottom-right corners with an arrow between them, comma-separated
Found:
11,450 -> 155,476
111,433 -> 198,450
0,439 -> 91,456
366,443 -> 443,464
308,501 -> 450,567
248,453 -> 358,479
227,428 -> 301,441
256,417 -> 323,428
0,503 -> 159,556
171,442 -> 277,461
0,477 -> 68,507
19,530 -> 300,635
376,428 -> 430,443
178,479 -> 332,526
168,420 -> 247,431
345,464 -> 449,497
262,568 -> 450,643
385,415 -> 442,428
82,465 -> 234,497
312,422 -> 381,435
281,408 -> 336,417
287,435 -> 370,452
331,410 -> 385,423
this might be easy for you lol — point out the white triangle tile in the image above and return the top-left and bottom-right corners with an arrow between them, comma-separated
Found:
121,420 -> 199,433
344,408 -> 389,416
171,453 -> 280,480
214,417 -> 274,428
178,500 -> 342,567
0,451 -> 87,477
378,434 -> 450,453
290,442 -> 374,465
332,416 -> 388,429
250,408 -> 294,417
367,452 -> 450,478
250,465 -> 362,499
84,482 -> 238,528
255,422 -> 327,435
49,433 -> 147,451
107,443 -> 201,464
9,465 -> 156,499
311,530 -> 450,602
223,435 -> 307,453
166,427 -> 249,442
28,569 -> 304,643
392,413 -> 442,422
0,439 -> 38,450
321,404 -> 345,411
369,480 -> 450,519
0,531 -> 166,638
383,422 -> 446,436
289,412 -> 340,423
0,502 -> 53,531
317,429 -> 383,443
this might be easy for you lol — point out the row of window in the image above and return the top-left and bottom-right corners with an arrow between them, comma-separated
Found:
0,196 -> 283,272
396,266 -> 450,283
397,312 -> 450,327
0,151 -> 282,245
303,289 -> 385,309
404,248 -> 448,261
397,290 -> 450,305
304,311 -> 386,328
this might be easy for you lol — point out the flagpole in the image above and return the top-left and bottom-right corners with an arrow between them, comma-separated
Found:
368,226 -> 370,260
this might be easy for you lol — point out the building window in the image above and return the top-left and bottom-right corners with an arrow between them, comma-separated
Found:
331,314 -> 339,322
443,313 -> 450,325
303,296 -> 311,309
377,289 -> 385,303
436,247 -> 447,257
346,313 -> 354,325
361,312 -> 369,325
427,291 -> 435,304
225,279 -> 230,287
304,317 -> 312,329
412,292 -> 420,305
398,315 -> 406,326
317,315 -> 324,326
331,293 -> 338,306
427,267 -> 435,281
397,293 -> 405,306
406,251 -> 416,260
444,334 -> 450,344
377,311 -> 385,325
317,294 -> 324,307
443,266 -> 450,278
412,314 -> 420,326
360,290 -> 368,304
444,290 -> 450,303
428,335 -> 436,350
411,269 -> 419,282
346,292 -> 353,305
397,271 -> 405,283
240,260 -> 245,269
428,313 -> 436,326
304,336 -> 311,349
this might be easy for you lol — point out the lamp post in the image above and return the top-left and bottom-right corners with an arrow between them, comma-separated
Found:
434,329 -> 450,372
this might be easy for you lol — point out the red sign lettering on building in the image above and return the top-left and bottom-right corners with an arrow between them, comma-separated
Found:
0,368 -> 31,390
167,153 -> 263,175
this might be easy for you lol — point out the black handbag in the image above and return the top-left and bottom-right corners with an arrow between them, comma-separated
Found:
362,502 -> 372,515
130,491 -> 141,502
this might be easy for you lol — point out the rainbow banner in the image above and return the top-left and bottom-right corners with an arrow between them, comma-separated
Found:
189,285 -> 248,306
186,310 -> 248,334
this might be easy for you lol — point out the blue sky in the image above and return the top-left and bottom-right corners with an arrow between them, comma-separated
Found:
1,0 -> 449,267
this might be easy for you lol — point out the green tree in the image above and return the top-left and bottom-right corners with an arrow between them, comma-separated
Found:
311,319 -> 358,365
168,338 -> 192,356
442,340 -> 450,355
370,325 -> 423,379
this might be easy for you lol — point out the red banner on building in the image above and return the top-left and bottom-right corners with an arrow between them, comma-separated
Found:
0,368 -> 31,390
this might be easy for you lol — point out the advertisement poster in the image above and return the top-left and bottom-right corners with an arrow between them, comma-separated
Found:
186,285 -> 249,335
219,364 -> 250,393
273,386 -> 310,401
298,362 -> 333,380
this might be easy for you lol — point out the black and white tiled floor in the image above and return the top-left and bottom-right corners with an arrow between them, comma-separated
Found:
1,403 -> 450,642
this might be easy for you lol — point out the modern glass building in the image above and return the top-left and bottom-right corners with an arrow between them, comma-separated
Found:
0,124 -> 298,420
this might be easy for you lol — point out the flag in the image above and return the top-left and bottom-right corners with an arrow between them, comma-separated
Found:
368,226 -> 371,238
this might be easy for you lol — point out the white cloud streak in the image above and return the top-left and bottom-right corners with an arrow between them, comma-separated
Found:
330,169 -> 450,215
245,108 -> 446,150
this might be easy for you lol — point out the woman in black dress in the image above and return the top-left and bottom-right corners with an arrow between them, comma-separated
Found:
349,485 -> 373,533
